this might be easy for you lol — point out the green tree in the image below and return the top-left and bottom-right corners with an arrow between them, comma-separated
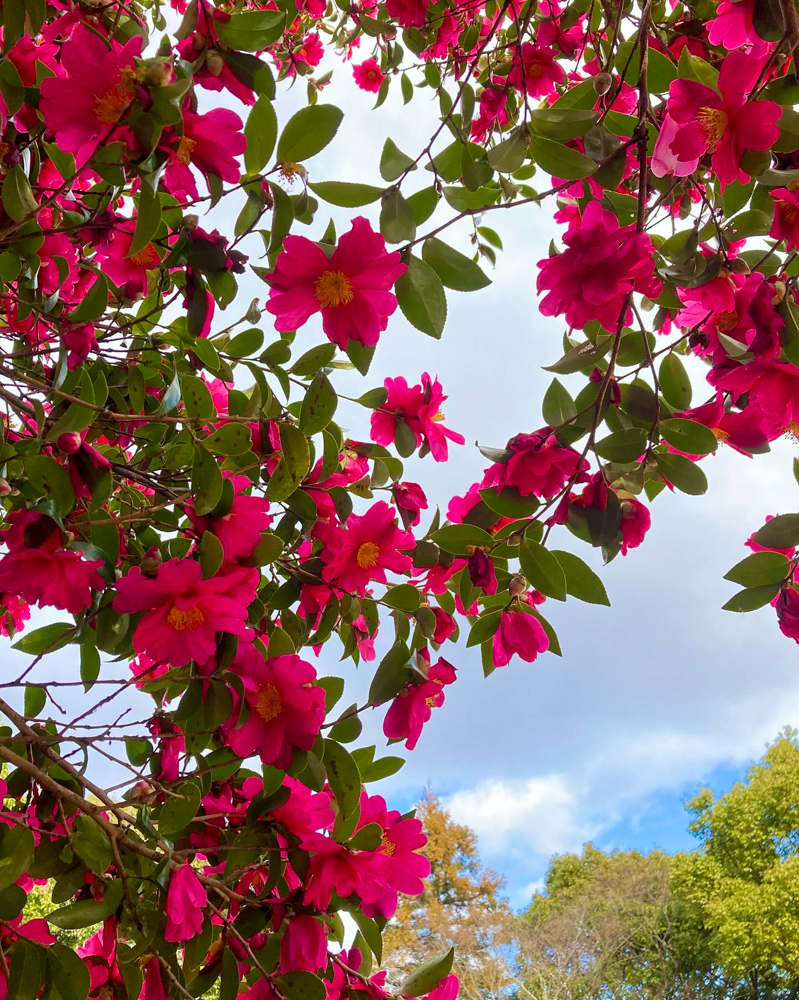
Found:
383,791 -> 513,1000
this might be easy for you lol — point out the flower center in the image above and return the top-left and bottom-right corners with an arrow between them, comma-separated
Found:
167,606 -> 204,631
356,541 -> 380,569
380,834 -> 396,856
716,310 -> 739,333
779,197 -> 799,225
129,243 -> 160,268
430,411 -> 446,423
697,107 -> 729,149
527,63 -> 544,79
255,683 -> 282,722
425,695 -> 438,707
711,426 -> 730,443
177,135 -> 196,164
93,84 -> 133,125
315,270 -> 354,309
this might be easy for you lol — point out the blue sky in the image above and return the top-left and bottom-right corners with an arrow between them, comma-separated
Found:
6,57 -> 799,913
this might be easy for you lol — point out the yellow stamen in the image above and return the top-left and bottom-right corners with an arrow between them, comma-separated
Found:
93,84 -> 133,124
716,310 -> 739,333
315,270 -> 354,309
129,243 -> 160,268
356,541 -> 380,569
710,426 -> 730,443
380,834 -> 396,856
176,136 -> 196,164
255,683 -> 282,722
167,606 -> 204,631
425,696 -> 438,707
697,107 -> 729,149
430,411 -> 446,423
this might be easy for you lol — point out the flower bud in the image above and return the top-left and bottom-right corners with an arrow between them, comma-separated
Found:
593,72 -> 613,96
57,431 -> 83,454
0,478 -> 12,496
140,546 -> 163,577
205,50 -> 225,76
182,213 -> 200,230
143,61 -> 172,87
728,257 -> 750,274
508,574 -> 527,597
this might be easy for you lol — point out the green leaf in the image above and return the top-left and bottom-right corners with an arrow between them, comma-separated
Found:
129,175 -> 161,258
382,584 -> 421,611
380,188 -> 416,244
396,255 -> 447,338
276,972 -> 326,1000
380,137 -> 416,181
479,486 -> 539,518
323,739 -> 361,820
432,523 -> 494,554
529,108 -> 597,140
0,826 -> 34,891
722,583 -> 781,612
529,135 -> 597,179
368,640 -> 412,704
2,164 -> 37,221
46,943 -> 92,1000
199,530 -> 225,579
12,622 -> 74,655
192,444 -> 223,516
519,538 -> 567,601
655,452 -> 708,495
724,550 -> 790,587
422,237 -> 491,291
659,418 -> 718,455
400,949 -> 455,998
276,105 -> 344,163
227,327 -> 265,359
159,781 -> 201,836
465,609 -> 502,648
595,428 -> 648,463
659,353 -> 692,409
300,370 -> 338,435
309,181 -> 385,207
245,96 -> 278,175
24,685 -> 46,718
215,9 -> 286,50
361,755 -> 405,782
7,939 -> 45,1000
205,422 -> 253,456
267,423 -> 310,501
753,513 -> 799,548
551,550 -> 610,605
25,456 -> 75,517
542,378 -> 576,429
47,880 -> 124,929
69,272 -> 109,324
487,131 -> 528,172
291,342 -> 337,376
181,374 -> 215,419
81,635 -> 101,692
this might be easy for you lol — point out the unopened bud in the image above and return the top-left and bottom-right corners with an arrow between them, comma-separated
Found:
183,213 -> 200,230
56,431 -> 83,455
140,546 -> 163,577
508,574 -> 527,597
728,257 -> 750,274
143,61 -> 173,87
0,478 -> 12,496
245,298 -> 261,323
771,278 -> 788,303
205,50 -> 225,76
593,72 -> 613,96
506,531 -> 524,546
620,500 -> 637,519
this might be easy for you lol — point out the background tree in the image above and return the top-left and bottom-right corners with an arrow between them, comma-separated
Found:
383,791 -> 513,1000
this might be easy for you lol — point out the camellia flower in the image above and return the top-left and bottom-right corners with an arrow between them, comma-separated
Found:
320,501 -> 414,594
164,864 -> 206,943
492,609 -> 550,667
713,361 -> 799,433
431,606 -> 456,644
481,428 -> 589,498
707,0 -> 757,48
776,587 -> 799,644
418,373 -> 465,461
280,915 -> 328,973
359,792 -> 431,919
394,481 -> 428,528
383,655 -> 456,750
187,475 -> 271,562
96,219 -> 162,299
536,201 -> 661,331
354,58 -> 386,93
300,835 -> 387,910
658,51 -> 781,189
163,107 -> 247,203
508,44 -> 565,98
0,511 -> 104,614
770,184 -> 799,252
619,498 -> 651,555
386,0 -> 428,26
264,217 -> 406,349
140,957 -> 169,1000
268,777 -> 335,835
0,593 -> 30,636
371,374 -> 464,461
39,27 -> 143,159
113,558 -> 251,667
227,651 -> 326,768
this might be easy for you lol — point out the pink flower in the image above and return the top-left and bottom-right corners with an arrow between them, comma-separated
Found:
662,51 -> 781,189
0,593 -> 30,637
0,511 -> 104,614
39,27 -> 143,158
370,374 -> 464,461
359,793 -> 431,918
383,656 -> 456,750
417,374 -> 465,461
428,977 -> 460,1000
431,607 -> 456,643
113,558 -> 251,667
673,396 -> 773,456
508,44 -> 565,98
492,610 -> 549,667
187,475 -> 271,562
386,0 -> 428,26
300,834 -> 386,909
96,220 -> 162,299
394,481 -> 428,528
320,501 -> 414,595
354,58 -> 386,92
619,498 -> 651,555
537,201 -> 661,332
165,864 -> 206,943
280,915 -> 328,972
770,184 -> 799,251
141,957 -> 169,1000
227,652 -> 325,768
776,588 -> 799,644
471,83 -> 508,142
707,0 -> 757,49
163,107 -> 246,203
714,361 -> 799,432
63,322 -> 98,370
481,429 -> 589,498
269,777 -> 335,835
265,217 -> 406,350
295,33 -> 324,68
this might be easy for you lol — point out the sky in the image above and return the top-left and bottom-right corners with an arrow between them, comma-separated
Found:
6,55 -> 799,912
